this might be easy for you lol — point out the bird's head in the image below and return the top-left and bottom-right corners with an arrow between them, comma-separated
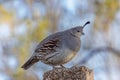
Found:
69,21 -> 90,38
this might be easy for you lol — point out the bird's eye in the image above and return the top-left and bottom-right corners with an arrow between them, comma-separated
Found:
77,30 -> 80,32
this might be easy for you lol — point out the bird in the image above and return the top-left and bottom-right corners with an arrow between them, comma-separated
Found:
21,21 -> 90,70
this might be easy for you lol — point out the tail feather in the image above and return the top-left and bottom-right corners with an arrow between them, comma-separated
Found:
21,57 -> 39,70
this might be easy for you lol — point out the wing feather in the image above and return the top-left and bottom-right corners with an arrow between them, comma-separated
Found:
35,33 -> 62,56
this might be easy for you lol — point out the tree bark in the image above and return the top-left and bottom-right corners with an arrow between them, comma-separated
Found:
43,66 -> 93,80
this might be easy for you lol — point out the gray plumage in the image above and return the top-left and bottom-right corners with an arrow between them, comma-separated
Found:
21,21 -> 90,70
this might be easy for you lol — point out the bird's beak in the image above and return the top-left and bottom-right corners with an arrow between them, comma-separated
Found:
82,32 -> 85,35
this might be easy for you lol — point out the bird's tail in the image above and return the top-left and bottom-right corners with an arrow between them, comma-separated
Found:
21,57 -> 39,70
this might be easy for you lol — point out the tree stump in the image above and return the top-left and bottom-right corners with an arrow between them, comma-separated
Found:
43,66 -> 93,80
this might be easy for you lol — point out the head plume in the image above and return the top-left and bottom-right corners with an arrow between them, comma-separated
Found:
82,21 -> 90,28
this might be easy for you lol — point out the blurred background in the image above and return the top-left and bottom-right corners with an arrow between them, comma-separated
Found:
0,0 -> 120,80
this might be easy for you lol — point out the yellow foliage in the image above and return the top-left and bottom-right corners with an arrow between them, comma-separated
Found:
94,0 -> 119,32
0,5 -> 14,24
13,18 -> 50,80
30,19 -> 49,42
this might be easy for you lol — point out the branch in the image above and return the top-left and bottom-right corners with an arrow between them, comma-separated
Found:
79,46 -> 120,65
43,66 -> 93,80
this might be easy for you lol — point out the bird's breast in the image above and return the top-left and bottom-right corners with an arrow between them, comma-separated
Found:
64,37 -> 81,52
61,48 -> 77,64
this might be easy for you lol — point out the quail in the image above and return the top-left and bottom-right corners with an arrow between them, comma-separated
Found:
21,21 -> 90,70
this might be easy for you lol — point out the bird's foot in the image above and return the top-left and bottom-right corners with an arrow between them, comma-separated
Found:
60,65 -> 65,68
52,65 -> 66,69
52,66 -> 58,69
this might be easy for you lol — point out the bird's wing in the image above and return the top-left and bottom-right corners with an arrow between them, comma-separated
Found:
34,33 -> 62,56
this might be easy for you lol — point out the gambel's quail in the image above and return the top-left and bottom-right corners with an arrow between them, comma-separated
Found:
21,21 -> 90,70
